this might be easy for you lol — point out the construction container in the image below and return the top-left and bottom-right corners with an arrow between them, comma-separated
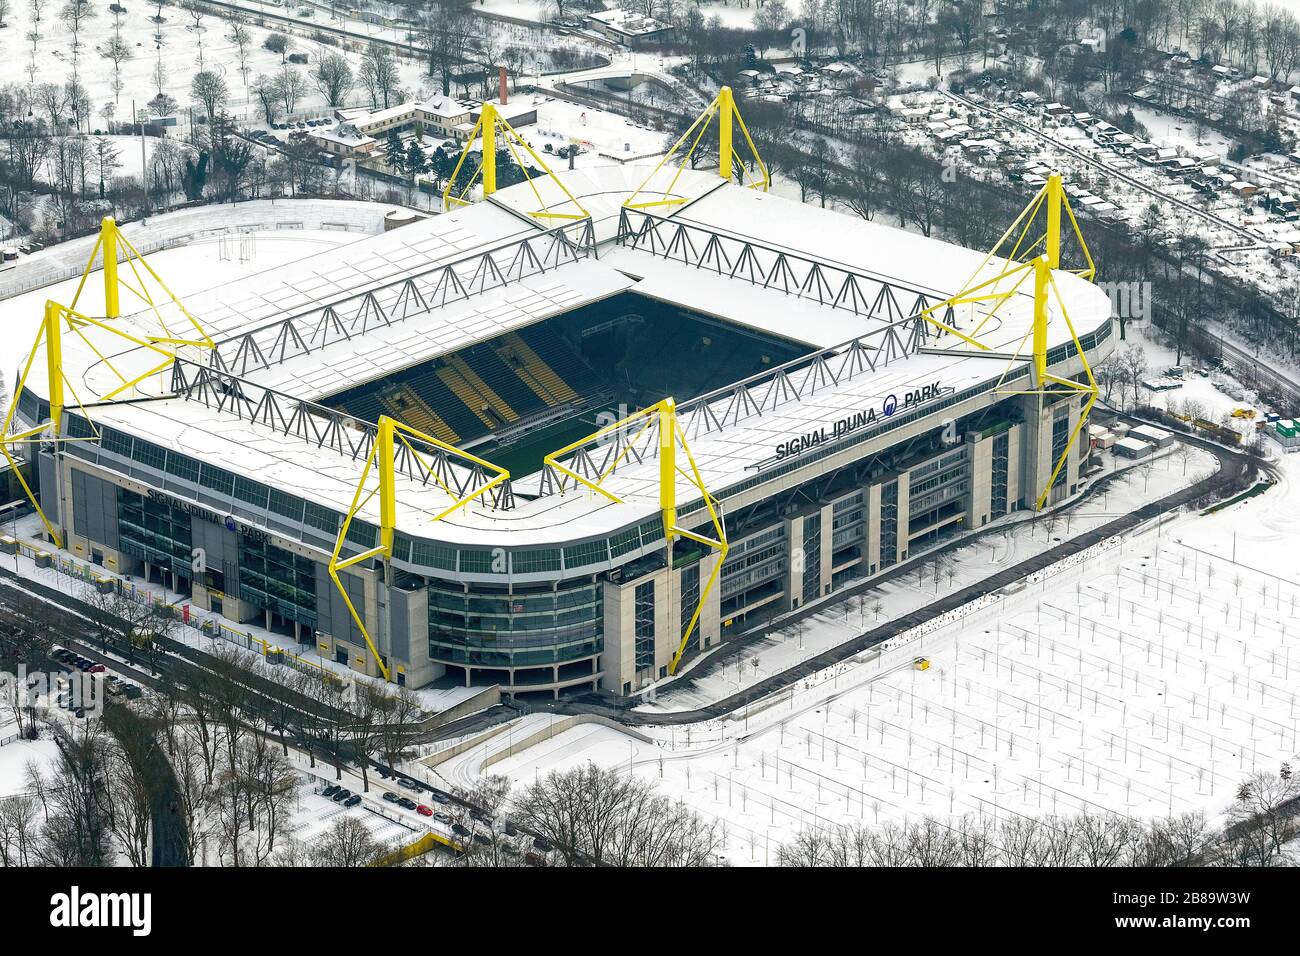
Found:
1130,423 -> 1175,448
1114,436 -> 1153,459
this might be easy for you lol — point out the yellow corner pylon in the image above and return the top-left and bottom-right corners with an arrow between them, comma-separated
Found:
329,415 -> 510,682
442,102 -> 590,221
624,86 -> 769,211
919,173 -> 1099,512
71,217 -> 214,347
543,397 -> 727,676
2,218 -> 214,547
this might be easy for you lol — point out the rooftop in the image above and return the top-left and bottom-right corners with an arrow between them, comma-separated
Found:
29,166 -> 1114,550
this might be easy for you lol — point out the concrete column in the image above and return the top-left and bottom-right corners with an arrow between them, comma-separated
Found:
866,483 -> 882,574
895,472 -> 911,563
783,514 -> 803,611
967,431 -> 992,529
818,501 -> 834,596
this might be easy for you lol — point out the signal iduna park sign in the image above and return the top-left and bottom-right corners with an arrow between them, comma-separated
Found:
773,382 -> 944,461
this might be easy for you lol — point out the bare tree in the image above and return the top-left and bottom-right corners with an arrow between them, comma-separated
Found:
190,70 -> 229,126
511,763 -> 724,867
308,815 -> 383,866
227,23 -> 253,90
311,51 -> 354,108
358,41 -> 399,109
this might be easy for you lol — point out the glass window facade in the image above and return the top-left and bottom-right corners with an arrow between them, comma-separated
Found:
680,562 -> 700,641
238,537 -> 318,629
634,580 -> 655,673
880,480 -> 899,569
991,431 -> 1010,518
801,513 -> 822,604
1052,411 -> 1070,489
116,488 -> 193,583
428,579 -> 602,668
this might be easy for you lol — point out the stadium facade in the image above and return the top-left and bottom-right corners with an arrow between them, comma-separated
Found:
15,164 -> 1115,698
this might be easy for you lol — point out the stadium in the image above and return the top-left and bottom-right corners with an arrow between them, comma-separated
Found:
6,96 -> 1116,699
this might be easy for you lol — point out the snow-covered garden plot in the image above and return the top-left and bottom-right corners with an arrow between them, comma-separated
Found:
470,426 -> 1300,864
7,5 -> 313,124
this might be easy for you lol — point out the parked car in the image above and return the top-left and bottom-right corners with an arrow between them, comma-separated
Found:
416,805 -> 432,817
322,784 -> 340,798
451,823 -> 470,837
427,792 -> 449,805
433,811 -> 452,824
473,832 -> 491,846
398,797 -> 417,810
382,791 -> 399,803
331,789 -> 352,802
343,795 -> 361,808
397,778 -> 421,792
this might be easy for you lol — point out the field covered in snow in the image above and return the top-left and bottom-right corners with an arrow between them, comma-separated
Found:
447,323 -> 1300,865
470,492 -> 1300,864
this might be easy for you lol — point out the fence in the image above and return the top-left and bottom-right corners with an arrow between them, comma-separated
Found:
17,537 -> 327,678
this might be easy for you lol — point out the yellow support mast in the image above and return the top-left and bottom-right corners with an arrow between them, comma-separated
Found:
442,102 -> 589,221
624,86 -> 769,211
918,172 -> 1100,512
2,218 -> 214,547
329,415 -> 510,682
542,397 -> 727,677
102,216 -> 120,318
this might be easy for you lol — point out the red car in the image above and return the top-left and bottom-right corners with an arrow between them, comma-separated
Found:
416,805 -> 433,817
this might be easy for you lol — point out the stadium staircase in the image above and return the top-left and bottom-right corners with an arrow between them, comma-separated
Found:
392,370 -> 490,442
512,330 -> 603,403
379,384 -> 460,445
462,345 -> 547,417
438,356 -> 519,428
499,332 -> 580,405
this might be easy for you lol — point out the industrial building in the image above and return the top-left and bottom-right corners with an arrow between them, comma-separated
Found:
7,99 -> 1115,699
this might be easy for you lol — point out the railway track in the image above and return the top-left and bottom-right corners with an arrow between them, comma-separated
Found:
1201,329 -> 1300,406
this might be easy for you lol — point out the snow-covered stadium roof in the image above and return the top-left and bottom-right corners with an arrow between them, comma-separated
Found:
32,166 -> 1116,548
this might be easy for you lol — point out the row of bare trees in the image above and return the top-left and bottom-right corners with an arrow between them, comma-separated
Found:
0,573 -> 437,866
778,765 -> 1298,866
408,763 -> 726,868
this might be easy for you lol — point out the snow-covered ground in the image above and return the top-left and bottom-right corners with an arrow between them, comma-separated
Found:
448,326 -> 1300,865
0,732 -> 60,799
